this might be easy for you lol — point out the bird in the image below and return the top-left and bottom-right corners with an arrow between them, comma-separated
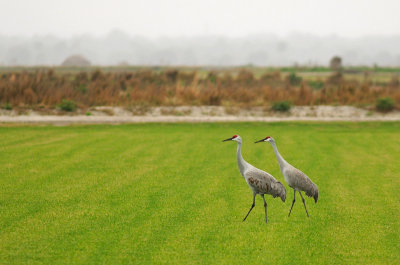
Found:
255,136 -> 318,217
223,135 -> 286,223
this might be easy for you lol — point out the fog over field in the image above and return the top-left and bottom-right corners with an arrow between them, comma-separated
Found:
1,31 -> 400,66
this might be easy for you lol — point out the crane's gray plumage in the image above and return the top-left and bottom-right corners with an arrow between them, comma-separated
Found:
256,136 -> 318,217
245,169 -> 286,202
223,135 -> 286,223
284,167 -> 318,202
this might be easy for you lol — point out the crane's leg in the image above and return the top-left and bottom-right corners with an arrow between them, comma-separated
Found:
288,189 -> 296,217
262,194 -> 268,224
243,193 -> 256,222
298,191 -> 310,217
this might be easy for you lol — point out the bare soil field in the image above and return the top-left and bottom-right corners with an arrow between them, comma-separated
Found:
1,106 -> 400,124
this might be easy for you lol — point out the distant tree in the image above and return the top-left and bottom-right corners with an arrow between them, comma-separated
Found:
118,61 -> 129,66
330,56 -> 342,72
61,55 -> 91,67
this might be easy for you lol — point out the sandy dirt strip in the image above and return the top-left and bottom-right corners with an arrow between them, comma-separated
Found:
1,106 -> 399,124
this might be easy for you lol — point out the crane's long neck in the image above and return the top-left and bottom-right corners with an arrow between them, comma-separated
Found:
236,142 -> 247,176
270,141 -> 287,171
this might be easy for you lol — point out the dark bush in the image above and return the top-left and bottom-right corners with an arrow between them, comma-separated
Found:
207,72 -> 217,84
271,101 -> 291,112
287,72 -> 302,86
58,99 -> 77,112
308,80 -> 324,90
3,103 -> 12,110
165,70 -> 178,82
75,84 -> 87,94
376,97 -> 395,112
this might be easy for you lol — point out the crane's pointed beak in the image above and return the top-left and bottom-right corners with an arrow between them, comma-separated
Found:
254,139 -> 265,143
222,137 -> 233,142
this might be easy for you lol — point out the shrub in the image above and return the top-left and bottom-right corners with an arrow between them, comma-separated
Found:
3,103 -> 12,110
376,97 -> 395,112
207,72 -> 217,84
165,70 -> 178,82
287,72 -> 302,86
308,80 -> 324,90
271,101 -> 291,112
75,84 -> 87,94
58,99 -> 77,112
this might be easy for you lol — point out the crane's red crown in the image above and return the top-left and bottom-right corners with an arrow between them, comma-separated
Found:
232,135 -> 238,138
265,136 -> 271,139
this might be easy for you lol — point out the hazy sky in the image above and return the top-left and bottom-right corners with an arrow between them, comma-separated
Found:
1,0 -> 400,38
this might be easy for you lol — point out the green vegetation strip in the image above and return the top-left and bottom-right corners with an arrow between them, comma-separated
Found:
0,123 -> 399,264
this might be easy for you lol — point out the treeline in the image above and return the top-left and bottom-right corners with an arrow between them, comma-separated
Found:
1,69 -> 399,109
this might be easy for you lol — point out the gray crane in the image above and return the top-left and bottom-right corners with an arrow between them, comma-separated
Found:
255,136 -> 318,217
223,135 -> 286,223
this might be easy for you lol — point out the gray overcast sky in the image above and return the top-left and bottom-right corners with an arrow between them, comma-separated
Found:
1,0 -> 400,38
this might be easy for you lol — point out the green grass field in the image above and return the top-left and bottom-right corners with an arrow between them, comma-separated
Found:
1,122 -> 399,264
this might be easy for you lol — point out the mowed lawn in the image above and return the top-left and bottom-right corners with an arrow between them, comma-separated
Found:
0,122 -> 399,264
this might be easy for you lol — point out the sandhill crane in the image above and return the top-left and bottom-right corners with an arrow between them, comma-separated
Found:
255,136 -> 318,217
223,135 -> 286,223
